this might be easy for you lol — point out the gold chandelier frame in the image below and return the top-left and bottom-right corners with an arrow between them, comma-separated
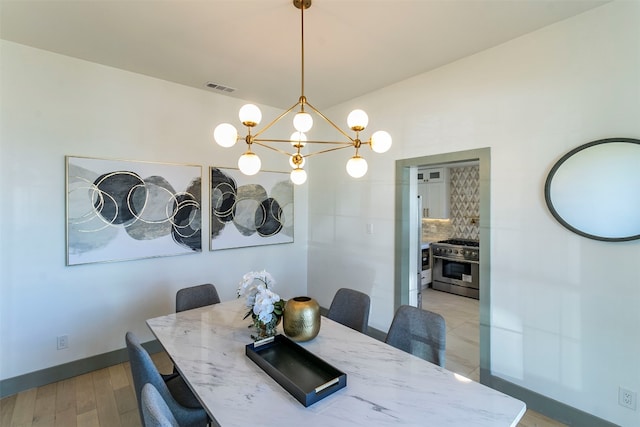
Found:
213,0 -> 392,184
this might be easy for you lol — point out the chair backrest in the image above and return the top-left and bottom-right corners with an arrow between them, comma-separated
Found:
125,332 -> 208,427
176,284 -> 220,312
327,288 -> 371,333
126,331 -> 175,424
141,383 -> 180,427
384,305 -> 446,367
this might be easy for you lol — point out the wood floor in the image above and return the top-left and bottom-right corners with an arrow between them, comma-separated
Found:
1,292 -> 566,426
0,354 -> 152,427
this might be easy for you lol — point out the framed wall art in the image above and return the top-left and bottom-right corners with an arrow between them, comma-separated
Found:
66,156 -> 202,265
210,167 -> 294,250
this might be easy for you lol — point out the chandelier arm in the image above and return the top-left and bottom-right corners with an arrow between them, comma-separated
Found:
298,139 -> 352,146
252,141 -> 297,157
304,100 -> 355,142
251,100 -> 302,140
252,140 -> 352,159
252,138 -> 352,146
302,144 -> 353,158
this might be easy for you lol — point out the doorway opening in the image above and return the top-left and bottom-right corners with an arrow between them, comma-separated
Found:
394,147 -> 491,385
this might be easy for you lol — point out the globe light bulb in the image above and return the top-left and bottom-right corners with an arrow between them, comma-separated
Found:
347,109 -> 369,131
213,123 -> 238,148
293,111 -> 313,132
290,168 -> 307,185
289,131 -> 307,147
239,104 -> 262,127
289,154 -> 306,169
370,130 -> 392,153
238,152 -> 261,175
346,156 -> 368,178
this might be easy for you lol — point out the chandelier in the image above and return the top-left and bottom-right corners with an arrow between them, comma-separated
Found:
213,0 -> 392,185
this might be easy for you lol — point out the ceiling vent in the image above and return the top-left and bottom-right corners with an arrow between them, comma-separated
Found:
205,82 -> 236,93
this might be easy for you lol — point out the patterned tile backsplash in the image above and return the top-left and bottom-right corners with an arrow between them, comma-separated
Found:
422,164 -> 479,242
422,218 -> 453,243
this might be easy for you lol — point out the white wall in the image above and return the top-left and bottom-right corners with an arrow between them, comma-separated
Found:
1,1 -> 639,425
307,2 -> 639,426
0,41 -> 308,380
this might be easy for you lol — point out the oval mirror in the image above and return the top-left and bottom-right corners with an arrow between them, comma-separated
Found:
544,138 -> 640,242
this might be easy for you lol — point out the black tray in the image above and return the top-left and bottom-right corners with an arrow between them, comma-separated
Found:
245,334 -> 347,407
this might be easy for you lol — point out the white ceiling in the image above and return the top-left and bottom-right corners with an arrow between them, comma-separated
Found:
0,0 -> 609,110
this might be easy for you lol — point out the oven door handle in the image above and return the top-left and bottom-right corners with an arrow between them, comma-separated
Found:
432,255 -> 479,264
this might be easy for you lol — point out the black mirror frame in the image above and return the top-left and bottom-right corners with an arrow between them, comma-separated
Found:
544,137 -> 640,242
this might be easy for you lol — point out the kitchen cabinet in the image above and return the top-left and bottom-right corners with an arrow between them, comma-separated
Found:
418,167 -> 449,219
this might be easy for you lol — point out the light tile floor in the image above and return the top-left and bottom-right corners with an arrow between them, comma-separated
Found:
421,287 -> 567,427
422,287 -> 481,381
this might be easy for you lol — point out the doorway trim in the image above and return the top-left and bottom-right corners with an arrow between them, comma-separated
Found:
394,147 -> 491,384
394,148 -> 617,425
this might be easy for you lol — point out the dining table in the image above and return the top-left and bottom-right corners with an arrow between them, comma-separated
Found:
146,298 -> 526,427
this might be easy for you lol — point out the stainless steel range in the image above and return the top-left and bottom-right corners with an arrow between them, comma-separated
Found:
431,239 -> 480,299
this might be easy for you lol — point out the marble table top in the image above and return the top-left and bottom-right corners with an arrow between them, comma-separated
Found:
147,299 -> 526,427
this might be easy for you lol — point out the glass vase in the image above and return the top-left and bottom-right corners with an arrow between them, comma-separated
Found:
252,316 -> 281,341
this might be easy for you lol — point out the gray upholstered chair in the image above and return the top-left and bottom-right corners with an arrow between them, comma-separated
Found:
176,284 -> 220,313
125,332 -> 208,427
327,288 -> 371,333
141,383 -> 180,427
384,305 -> 446,367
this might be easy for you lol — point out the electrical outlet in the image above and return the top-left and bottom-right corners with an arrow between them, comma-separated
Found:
619,387 -> 637,410
57,335 -> 69,350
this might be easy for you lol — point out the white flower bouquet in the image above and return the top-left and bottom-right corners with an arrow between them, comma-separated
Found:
237,270 -> 285,339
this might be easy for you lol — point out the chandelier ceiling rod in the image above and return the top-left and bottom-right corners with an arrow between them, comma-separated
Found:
213,0 -> 392,185
300,0 -> 305,103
